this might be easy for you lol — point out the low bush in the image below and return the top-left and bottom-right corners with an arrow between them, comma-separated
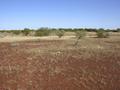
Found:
96,30 -> 109,38
75,30 -> 86,39
12,30 -> 21,35
56,30 -> 65,38
21,28 -> 31,36
117,28 -> 120,32
35,30 -> 50,36
74,30 -> 86,46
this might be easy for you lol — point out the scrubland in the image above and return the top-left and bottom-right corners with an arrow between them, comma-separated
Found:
0,31 -> 120,90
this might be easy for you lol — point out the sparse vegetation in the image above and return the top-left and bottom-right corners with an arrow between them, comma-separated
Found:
117,28 -> 120,32
21,28 -> 31,36
75,30 -> 86,39
0,28 -> 120,90
74,30 -> 86,46
96,29 -> 109,38
0,34 -> 120,90
12,30 -> 21,35
56,30 -> 65,38
0,0 -> 120,88
35,30 -> 50,36
0,28 -> 119,37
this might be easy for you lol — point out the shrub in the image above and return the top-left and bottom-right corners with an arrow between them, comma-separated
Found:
74,30 -> 86,46
56,30 -> 65,38
75,30 -> 86,39
117,28 -> 120,32
21,28 -> 31,36
35,30 -> 50,36
12,30 -> 21,35
96,30 -> 109,38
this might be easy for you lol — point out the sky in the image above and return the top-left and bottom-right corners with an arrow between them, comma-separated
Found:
0,0 -> 120,29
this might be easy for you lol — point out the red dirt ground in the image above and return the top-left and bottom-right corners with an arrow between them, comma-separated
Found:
0,40 -> 120,90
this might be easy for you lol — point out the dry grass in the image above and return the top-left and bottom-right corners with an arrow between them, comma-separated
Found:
0,33 -> 120,90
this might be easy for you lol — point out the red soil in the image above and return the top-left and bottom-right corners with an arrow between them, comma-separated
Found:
0,40 -> 120,90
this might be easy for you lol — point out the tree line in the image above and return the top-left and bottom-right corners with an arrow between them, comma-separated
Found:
0,27 -> 120,37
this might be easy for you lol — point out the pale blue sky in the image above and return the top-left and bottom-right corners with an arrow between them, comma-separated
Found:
0,0 -> 120,29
